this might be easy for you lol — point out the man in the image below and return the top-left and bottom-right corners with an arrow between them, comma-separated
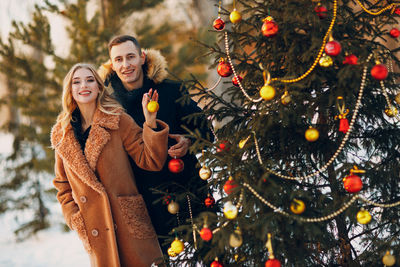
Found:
99,35 -> 212,252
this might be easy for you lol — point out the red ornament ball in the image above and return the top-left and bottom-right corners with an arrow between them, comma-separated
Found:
217,140 -> 230,152
343,174 -> 363,193
390,28 -> 400,38
223,178 -> 238,195
217,59 -> 233,77
371,64 -> 388,80
210,260 -> 223,267
232,75 -> 243,87
213,17 -> 225,31
204,195 -> 215,208
162,195 -> 172,205
325,40 -> 342,56
343,54 -> 358,65
265,259 -> 281,267
168,158 -> 184,173
261,17 -> 278,37
314,5 -> 328,19
200,227 -> 213,241
396,8 -> 400,15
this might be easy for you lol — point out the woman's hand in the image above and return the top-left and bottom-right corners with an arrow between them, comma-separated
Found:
142,88 -> 158,128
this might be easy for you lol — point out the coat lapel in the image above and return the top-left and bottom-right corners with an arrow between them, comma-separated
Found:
51,108 -> 121,194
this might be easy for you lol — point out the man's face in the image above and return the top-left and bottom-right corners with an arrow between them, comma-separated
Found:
110,41 -> 145,89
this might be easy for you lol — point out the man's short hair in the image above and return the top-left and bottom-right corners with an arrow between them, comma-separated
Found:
108,35 -> 142,55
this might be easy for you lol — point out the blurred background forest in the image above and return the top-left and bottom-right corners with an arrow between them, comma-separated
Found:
0,0 -> 223,245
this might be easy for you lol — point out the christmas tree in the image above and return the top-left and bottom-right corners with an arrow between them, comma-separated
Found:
166,0 -> 400,266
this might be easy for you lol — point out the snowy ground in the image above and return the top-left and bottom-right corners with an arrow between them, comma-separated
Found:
0,212 -> 90,267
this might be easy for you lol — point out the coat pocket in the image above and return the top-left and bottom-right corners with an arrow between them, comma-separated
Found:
118,194 -> 157,239
70,211 -> 92,253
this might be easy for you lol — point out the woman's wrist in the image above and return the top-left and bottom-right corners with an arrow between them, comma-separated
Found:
145,120 -> 157,129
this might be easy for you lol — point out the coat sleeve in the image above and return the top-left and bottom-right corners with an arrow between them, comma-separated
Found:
120,113 -> 169,171
53,152 -> 79,230
174,85 -> 214,142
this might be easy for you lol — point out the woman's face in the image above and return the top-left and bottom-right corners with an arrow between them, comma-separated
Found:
71,68 -> 100,106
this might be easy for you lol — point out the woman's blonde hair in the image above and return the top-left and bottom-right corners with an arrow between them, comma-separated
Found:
58,63 -> 122,142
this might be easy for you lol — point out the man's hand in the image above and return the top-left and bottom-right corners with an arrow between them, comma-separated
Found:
142,88 -> 158,128
168,134 -> 191,158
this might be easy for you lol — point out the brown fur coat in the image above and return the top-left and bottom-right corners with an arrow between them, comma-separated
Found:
51,108 -> 169,267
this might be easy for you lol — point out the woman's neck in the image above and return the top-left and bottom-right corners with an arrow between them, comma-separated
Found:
77,102 -> 96,131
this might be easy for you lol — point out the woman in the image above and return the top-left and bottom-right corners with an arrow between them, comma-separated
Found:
50,63 -> 168,267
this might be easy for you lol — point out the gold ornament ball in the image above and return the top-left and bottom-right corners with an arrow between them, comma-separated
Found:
230,9 -> 242,24
167,201 -> 180,214
167,247 -> 177,257
395,93 -> 400,105
356,209 -> 371,225
319,54 -> 333,67
229,228 -> 243,248
260,84 -> 276,101
199,166 -> 212,180
281,91 -> 291,105
147,100 -> 159,113
384,107 -> 398,117
305,127 -> 319,142
171,238 -> 184,254
290,199 -> 306,214
382,251 -> 396,266
223,201 -> 238,220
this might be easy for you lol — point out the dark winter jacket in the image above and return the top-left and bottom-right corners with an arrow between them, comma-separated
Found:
99,49 -> 213,251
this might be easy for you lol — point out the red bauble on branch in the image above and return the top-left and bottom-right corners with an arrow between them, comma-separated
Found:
265,259 -> 282,267
325,40 -> 342,56
204,194 -> 215,208
339,117 -> 349,133
371,64 -> 388,80
200,226 -> 213,241
213,17 -> 225,31
390,28 -> 400,38
217,58 -> 233,77
314,4 -> 328,19
343,54 -> 358,65
395,8 -> 400,15
343,174 -> 363,193
223,177 -> 238,195
168,158 -> 184,173
210,258 -> 223,267
261,16 -> 278,37
232,75 -> 243,86
217,140 -> 230,152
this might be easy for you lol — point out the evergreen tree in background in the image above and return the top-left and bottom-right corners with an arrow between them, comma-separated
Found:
0,0 -> 214,240
168,0 -> 400,266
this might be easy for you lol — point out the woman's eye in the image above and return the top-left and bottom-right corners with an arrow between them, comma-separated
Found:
87,79 -> 95,83
72,81 -> 80,84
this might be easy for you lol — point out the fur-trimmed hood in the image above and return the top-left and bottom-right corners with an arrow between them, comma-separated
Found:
98,49 -> 168,85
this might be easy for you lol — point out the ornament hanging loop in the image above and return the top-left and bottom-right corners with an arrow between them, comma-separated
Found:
218,0 -> 222,17
265,233 -> 275,259
263,70 -> 271,85
350,165 -> 365,175
335,96 -> 349,119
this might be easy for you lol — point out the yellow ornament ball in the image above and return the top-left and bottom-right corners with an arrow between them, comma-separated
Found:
171,238 -> 184,254
167,247 -> 177,257
230,9 -> 242,24
319,54 -> 333,67
147,100 -> 159,113
229,228 -> 243,248
384,107 -> 398,117
290,199 -> 306,214
356,209 -> 371,225
260,84 -> 276,101
223,201 -> 238,220
382,251 -> 396,266
305,127 -> 319,142
199,166 -> 212,180
167,201 -> 180,214
395,92 -> 400,105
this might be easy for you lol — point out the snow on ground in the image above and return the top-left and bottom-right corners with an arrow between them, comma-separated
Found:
0,213 -> 89,267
